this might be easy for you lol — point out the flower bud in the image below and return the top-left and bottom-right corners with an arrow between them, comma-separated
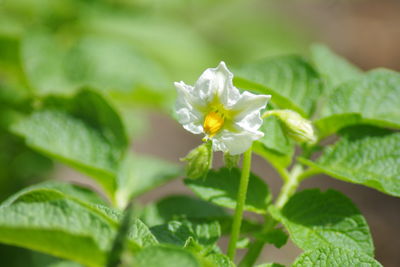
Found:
263,110 -> 317,144
224,152 -> 240,169
181,142 -> 213,179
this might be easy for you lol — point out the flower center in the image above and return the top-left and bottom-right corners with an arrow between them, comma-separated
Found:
203,111 -> 224,137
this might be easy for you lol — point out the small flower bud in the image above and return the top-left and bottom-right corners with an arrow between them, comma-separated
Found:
263,110 -> 317,144
181,142 -> 213,179
224,152 -> 240,169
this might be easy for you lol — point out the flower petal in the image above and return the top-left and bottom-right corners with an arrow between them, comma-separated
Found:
194,62 -> 240,106
212,129 -> 263,155
232,92 -> 270,132
175,81 -> 203,134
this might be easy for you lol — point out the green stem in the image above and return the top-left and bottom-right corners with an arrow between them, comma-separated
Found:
238,163 -> 304,265
227,147 -> 253,261
275,164 -> 303,208
238,214 -> 276,267
239,240 -> 264,267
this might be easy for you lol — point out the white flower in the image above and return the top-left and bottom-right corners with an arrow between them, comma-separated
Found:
175,62 -> 271,155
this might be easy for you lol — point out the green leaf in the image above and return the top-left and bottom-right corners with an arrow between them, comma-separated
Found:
63,35 -> 169,92
132,245 -> 202,267
185,168 -> 271,214
258,116 -> 294,155
127,218 -> 158,248
0,199 -> 116,267
255,228 -> 288,249
21,32 -> 75,95
0,34 -> 20,67
47,262 -> 83,267
0,187 -> 155,267
256,263 -> 285,267
107,204 -> 157,267
139,195 -> 228,227
116,153 -> 182,208
151,220 -> 221,248
82,14 -> 215,82
310,44 -> 362,90
2,181 -> 106,207
139,195 -> 261,235
207,253 -> 234,267
253,115 -> 295,179
0,130 -> 53,202
300,126 -> 400,197
316,69 -> 400,138
21,32 -> 170,97
11,88 -> 128,198
0,244 -> 83,267
272,189 -> 374,255
292,247 -> 382,267
235,55 -> 323,117
253,142 -> 291,181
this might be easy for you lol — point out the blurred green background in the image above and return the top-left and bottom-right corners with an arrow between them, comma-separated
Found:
0,0 -> 399,266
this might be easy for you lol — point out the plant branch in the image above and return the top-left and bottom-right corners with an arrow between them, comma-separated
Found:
238,163 -> 304,265
227,147 -> 253,261
275,163 -> 303,208
238,213 -> 277,267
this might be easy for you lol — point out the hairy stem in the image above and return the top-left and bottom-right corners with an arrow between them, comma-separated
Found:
275,164 -> 303,208
227,147 -> 253,261
238,213 -> 277,267
238,163 -> 304,265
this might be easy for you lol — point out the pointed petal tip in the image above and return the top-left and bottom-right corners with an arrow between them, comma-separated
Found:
218,61 -> 227,67
174,81 -> 184,87
216,61 -> 231,73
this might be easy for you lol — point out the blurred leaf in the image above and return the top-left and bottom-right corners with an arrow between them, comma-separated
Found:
107,204 -> 157,267
21,31 -> 171,104
2,181 -> 106,207
255,228 -> 288,249
150,220 -> 220,248
0,244 -> 83,267
21,32 -> 75,95
206,253 -> 234,267
116,153 -> 182,209
132,245 -> 203,267
310,44 -> 362,90
0,34 -> 20,67
0,34 -> 31,107
11,88 -> 128,198
316,69 -> 400,138
255,263 -> 285,267
300,126 -> 400,197
271,189 -> 374,255
292,247 -> 382,267
185,168 -> 271,214
0,130 -> 53,201
235,55 -> 323,117
0,199 -> 116,267
0,186 -> 155,267
139,195 -> 228,227
252,142 -> 292,182
82,14 -> 215,81
258,116 -> 293,155
63,35 -> 169,91
253,116 -> 294,179
139,195 -> 261,235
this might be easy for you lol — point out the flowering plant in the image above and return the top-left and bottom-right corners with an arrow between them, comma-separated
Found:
0,41 -> 399,267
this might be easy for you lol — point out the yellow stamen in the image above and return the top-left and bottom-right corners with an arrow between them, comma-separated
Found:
203,111 -> 224,137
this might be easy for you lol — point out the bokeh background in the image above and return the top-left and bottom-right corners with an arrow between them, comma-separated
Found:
0,0 -> 399,266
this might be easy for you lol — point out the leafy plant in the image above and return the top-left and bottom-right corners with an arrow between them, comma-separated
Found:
0,6 -> 398,263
